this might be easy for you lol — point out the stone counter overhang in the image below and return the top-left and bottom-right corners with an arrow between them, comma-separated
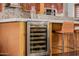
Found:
0,18 -> 78,23
0,18 -> 79,30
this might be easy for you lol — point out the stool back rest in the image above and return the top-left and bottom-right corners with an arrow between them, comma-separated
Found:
62,21 -> 74,33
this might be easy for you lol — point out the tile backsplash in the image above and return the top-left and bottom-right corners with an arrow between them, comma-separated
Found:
0,8 -> 31,19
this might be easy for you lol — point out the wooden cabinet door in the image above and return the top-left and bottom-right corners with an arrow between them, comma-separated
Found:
0,3 -> 3,12
20,3 -> 31,11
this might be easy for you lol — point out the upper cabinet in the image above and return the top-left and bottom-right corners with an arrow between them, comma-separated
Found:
20,3 -> 31,11
0,3 -> 3,12
20,3 -> 40,14
35,3 -> 40,14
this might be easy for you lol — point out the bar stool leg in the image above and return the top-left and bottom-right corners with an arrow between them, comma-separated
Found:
75,32 -> 77,56
73,33 -> 77,56
72,33 -> 75,56
62,33 -> 64,56
67,34 -> 69,56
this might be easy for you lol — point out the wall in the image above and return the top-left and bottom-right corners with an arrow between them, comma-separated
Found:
0,22 -> 20,56
67,3 -> 75,17
0,3 -> 64,18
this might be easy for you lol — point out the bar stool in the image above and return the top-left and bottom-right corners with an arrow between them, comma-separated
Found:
56,21 -> 75,56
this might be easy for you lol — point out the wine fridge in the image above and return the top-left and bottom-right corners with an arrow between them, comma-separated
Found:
27,21 -> 49,56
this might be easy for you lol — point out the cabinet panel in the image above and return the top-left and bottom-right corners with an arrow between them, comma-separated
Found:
0,22 -> 20,56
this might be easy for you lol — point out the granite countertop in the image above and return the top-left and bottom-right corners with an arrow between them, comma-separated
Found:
0,18 -> 79,24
